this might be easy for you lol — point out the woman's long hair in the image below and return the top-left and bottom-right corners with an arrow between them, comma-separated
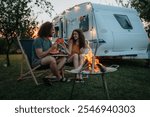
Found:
38,22 -> 53,38
70,29 -> 86,49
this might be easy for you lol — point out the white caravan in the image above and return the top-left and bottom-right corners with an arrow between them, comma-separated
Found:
52,2 -> 149,58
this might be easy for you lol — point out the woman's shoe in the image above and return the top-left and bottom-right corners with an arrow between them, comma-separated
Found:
66,78 -> 71,82
60,77 -> 67,82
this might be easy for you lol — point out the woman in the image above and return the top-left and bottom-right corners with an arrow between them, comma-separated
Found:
67,29 -> 90,81
32,22 -> 66,83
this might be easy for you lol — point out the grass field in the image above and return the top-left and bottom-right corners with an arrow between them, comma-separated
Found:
0,54 -> 150,100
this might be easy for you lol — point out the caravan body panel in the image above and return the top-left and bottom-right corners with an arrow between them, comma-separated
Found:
52,2 -> 149,58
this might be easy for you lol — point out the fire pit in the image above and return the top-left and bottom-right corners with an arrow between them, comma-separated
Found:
66,61 -> 119,99
66,45 -> 119,99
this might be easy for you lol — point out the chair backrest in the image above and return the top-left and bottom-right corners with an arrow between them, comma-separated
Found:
20,39 -> 34,66
19,38 -> 49,69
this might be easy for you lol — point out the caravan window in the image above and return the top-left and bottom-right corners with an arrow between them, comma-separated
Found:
60,18 -> 63,38
54,27 -> 59,37
114,14 -> 133,29
79,15 -> 89,32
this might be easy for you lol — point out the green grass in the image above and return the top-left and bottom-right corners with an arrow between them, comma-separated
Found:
0,54 -> 150,100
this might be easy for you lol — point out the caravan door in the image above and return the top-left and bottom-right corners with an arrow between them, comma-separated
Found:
112,13 -> 148,55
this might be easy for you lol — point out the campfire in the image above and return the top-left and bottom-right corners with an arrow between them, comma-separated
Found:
66,46 -> 118,100
82,49 -> 106,73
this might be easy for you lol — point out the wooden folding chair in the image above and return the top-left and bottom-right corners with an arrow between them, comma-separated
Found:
17,36 -> 49,85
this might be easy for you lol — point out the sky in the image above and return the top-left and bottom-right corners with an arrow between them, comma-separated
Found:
35,0 -> 122,24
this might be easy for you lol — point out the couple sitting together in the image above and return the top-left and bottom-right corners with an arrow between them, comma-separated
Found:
32,22 -> 90,84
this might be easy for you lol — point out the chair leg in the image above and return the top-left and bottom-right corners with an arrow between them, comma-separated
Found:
30,70 -> 39,85
27,63 -> 39,85
101,73 -> 110,99
24,54 -> 39,85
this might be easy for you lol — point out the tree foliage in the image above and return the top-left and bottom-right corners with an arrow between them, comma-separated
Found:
0,0 -> 53,38
131,0 -> 150,37
0,0 -> 53,66
131,0 -> 150,22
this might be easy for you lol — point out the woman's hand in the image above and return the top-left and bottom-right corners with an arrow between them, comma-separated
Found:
80,47 -> 89,54
80,48 -> 85,54
61,44 -> 71,55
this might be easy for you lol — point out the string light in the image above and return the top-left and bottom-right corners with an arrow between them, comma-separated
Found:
90,27 -> 96,38
74,5 -> 80,11
86,3 -> 92,10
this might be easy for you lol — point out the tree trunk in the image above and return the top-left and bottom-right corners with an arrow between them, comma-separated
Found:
5,38 -> 11,67
4,35 -> 15,67
6,44 -> 10,67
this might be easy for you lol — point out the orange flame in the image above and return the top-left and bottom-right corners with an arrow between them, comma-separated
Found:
84,49 -> 100,72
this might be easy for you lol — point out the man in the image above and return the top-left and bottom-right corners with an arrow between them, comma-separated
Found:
32,22 -> 66,83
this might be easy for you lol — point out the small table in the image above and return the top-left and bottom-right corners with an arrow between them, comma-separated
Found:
50,54 -> 68,60
51,54 -> 68,57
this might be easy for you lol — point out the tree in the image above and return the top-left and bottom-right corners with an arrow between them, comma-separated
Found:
0,0 -> 53,66
131,0 -> 150,22
115,0 -> 132,8
131,0 -> 150,37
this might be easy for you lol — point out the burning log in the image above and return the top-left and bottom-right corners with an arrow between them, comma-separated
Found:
98,63 -> 106,72
83,48 -> 107,73
82,61 -> 106,73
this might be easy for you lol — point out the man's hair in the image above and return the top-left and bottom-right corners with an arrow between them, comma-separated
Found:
38,22 -> 53,38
